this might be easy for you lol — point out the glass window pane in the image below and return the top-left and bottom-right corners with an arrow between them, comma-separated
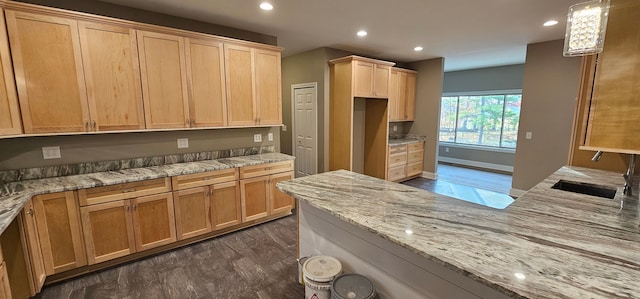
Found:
477,95 -> 504,147
455,96 -> 481,145
501,94 -> 522,148
439,97 -> 457,142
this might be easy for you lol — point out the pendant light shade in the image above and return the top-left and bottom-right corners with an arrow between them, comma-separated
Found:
563,0 -> 611,57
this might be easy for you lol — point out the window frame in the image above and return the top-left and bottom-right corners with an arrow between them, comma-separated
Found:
440,89 -> 522,149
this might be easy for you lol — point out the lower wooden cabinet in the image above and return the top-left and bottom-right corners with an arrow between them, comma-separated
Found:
21,200 -> 45,294
240,167 -> 294,222
81,192 -> 176,264
0,261 -> 10,299
211,181 -> 242,230
31,191 -> 86,275
387,142 -> 424,181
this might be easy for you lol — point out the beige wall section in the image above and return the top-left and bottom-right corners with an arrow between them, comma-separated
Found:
511,40 -> 582,191
407,58 -> 445,176
0,127 -> 280,170
443,64 -> 524,93
15,0 -> 276,45
280,47 -> 351,173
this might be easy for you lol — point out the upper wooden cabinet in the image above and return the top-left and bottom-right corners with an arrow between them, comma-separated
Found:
351,58 -> 393,99
78,21 -> 145,131
185,37 -> 227,127
137,30 -> 190,129
225,44 -> 282,126
5,10 -> 90,133
0,10 -> 22,136
577,0 -> 640,153
389,68 -> 417,122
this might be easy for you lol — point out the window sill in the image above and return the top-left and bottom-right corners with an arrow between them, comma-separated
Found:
438,142 -> 516,154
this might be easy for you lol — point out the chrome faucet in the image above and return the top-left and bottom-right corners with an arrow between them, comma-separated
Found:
623,154 -> 636,196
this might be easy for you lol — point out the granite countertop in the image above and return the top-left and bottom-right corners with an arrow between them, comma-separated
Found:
0,153 -> 294,235
277,167 -> 639,299
388,136 -> 425,146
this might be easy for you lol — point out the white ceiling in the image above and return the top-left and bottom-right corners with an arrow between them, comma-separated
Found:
99,0 -> 583,71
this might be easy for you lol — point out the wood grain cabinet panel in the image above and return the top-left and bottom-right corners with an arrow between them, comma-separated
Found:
173,187 -> 212,240
211,181 -> 242,230
388,68 -> 417,122
240,162 -> 294,222
269,172 -> 294,214
387,142 -> 423,181
255,49 -> 282,125
185,38 -> 227,127
0,261 -> 10,299
137,30 -> 190,129
405,73 -> 416,121
78,21 -> 145,131
32,191 -> 86,274
5,10 -> 89,133
131,193 -> 177,251
388,70 -> 399,121
81,200 -> 135,264
373,64 -> 390,98
224,44 -> 256,126
240,176 -> 269,222
0,10 -> 22,136
354,61 -> 374,98
21,200 -> 45,293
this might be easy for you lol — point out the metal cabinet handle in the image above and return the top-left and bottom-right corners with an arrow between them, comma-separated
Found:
92,120 -> 97,129
132,205 -> 137,211
27,208 -> 34,216
84,121 -> 89,130
125,205 -> 130,212
122,189 -> 136,193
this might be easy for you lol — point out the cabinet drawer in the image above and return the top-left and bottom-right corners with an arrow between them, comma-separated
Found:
406,161 -> 423,177
239,160 -> 294,179
171,168 -> 238,190
407,142 -> 424,152
388,144 -> 407,155
407,150 -> 424,163
387,165 -> 406,181
78,177 -> 171,206
388,152 -> 407,168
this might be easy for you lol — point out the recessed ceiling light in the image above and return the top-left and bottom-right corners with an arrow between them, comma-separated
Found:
543,20 -> 558,26
414,46 -> 423,52
357,30 -> 367,37
259,2 -> 273,10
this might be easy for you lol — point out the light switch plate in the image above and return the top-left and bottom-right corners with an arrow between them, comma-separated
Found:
282,125 -> 287,132
177,138 -> 189,149
42,146 -> 61,159
268,133 -> 273,141
254,134 -> 262,142
525,132 -> 532,140
393,125 -> 397,132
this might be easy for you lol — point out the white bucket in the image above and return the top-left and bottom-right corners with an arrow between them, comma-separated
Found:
303,256 -> 343,299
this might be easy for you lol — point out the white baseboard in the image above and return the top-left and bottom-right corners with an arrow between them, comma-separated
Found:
509,188 -> 527,198
438,157 -> 514,173
421,171 -> 437,180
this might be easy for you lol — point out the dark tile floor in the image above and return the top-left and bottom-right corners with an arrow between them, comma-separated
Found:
34,215 -> 304,299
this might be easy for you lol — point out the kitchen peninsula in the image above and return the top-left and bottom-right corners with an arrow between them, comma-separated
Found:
277,168 -> 639,299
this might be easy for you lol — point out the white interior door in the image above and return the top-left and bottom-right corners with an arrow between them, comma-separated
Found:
293,84 -> 317,177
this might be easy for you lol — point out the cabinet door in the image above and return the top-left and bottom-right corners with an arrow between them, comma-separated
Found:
173,187 -> 211,240
138,30 -> 190,129
131,193 -> 177,251
78,21 -> 145,131
354,61 -> 374,98
225,44 -> 256,126
81,200 -> 135,264
373,64 -> 390,98
269,172 -> 294,214
397,72 -> 407,120
0,262 -> 10,299
185,38 -> 227,127
388,69 -> 399,121
211,181 -> 242,230
0,11 -> 21,136
32,191 -> 86,274
405,73 -> 416,121
21,201 -> 45,293
240,176 -> 269,222
255,49 -> 282,125
5,10 -> 89,133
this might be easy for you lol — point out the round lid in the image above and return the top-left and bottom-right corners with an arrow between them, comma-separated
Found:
331,274 -> 376,299
302,256 -> 342,282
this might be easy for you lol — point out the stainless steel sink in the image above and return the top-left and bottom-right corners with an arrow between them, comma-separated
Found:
551,180 -> 617,199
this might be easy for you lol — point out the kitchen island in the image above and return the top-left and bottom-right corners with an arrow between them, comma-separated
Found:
277,167 -> 639,298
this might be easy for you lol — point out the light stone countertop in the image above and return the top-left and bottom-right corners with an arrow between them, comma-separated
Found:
0,153 -> 294,235
276,167 -> 639,299
388,137 -> 425,146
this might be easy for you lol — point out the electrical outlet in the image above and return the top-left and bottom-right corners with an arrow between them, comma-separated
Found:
282,125 -> 287,132
525,132 -> 533,140
254,133 -> 262,142
268,132 -> 273,141
393,125 -> 397,132
42,146 -> 61,159
445,147 -> 450,153
177,138 -> 189,149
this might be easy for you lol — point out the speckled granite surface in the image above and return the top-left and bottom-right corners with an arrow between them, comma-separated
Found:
0,152 -> 293,235
388,135 -> 425,146
277,167 -> 639,299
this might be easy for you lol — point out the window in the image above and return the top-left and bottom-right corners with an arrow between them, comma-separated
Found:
439,91 -> 522,149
